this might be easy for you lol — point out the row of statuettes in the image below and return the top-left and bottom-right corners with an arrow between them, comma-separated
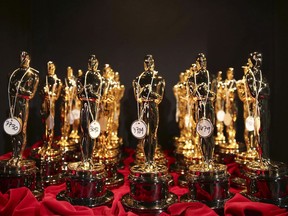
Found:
2,51 -> 286,215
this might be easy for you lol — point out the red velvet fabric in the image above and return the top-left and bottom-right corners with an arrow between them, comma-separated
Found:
0,146 -> 287,216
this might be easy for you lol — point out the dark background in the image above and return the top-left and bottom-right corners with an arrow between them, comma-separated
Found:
0,0 -> 287,162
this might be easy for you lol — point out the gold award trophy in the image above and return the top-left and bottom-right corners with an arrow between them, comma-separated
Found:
57,55 -> 114,207
180,53 -> 232,212
121,55 -> 177,214
170,65 -> 202,187
112,71 -> 126,169
69,69 -> 82,145
30,61 -> 63,186
214,71 -> 226,146
93,64 -> 124,189
241,52 -> 288,208
0,51 -> 42,199
231,64 -> 258,188
58,66 -> 81,172
216,68 -> 245,163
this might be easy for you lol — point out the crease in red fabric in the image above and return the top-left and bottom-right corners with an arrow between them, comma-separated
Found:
40,196 -> 102,216
169,186 -> 188,197
225,193 -> 288,216
226,162 -> 241,177
0,187 -> 39,216
40,182 -> 113,216
164,202 -> 218,216
114,201 -> 139,216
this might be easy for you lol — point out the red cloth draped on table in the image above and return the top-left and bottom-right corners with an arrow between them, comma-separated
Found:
0,145 -> 287,216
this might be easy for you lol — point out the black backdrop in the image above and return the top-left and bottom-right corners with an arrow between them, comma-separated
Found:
0,0 -> 287,163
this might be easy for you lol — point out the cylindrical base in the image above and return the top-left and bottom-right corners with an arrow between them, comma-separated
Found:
93,149 -> 125,189
104,162 -> 124,189
232,149 -> 260,189
121,164 -> 177,215
56,161 -> 114,207
242,160 -> 288,208
0,159 -> 43,200
216,142 -> 246,164
60,144 -> 81,174
121,192 -> 178,216
229,163 -> 247,190
30,147 -> 64,187
235,149 -> 260,165
180,163 -> 232,210
171,142 -> 202,187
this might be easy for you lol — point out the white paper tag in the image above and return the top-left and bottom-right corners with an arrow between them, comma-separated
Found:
68,112 -> 74,125
46,115 -> 54,130
216,110 -> 225,122
3,117 -> 22,135
224,113 -> 232,126
245,116 -> 254,132
88,120 -> 101,139
72,109 -> 80,120
131,120 -> 147,139
196,118 -> 214,138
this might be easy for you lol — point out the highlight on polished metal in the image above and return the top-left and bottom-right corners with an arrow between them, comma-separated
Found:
214,67 -> 245,164
180,53 -> 233,211
0,51 -> 42,200
58,66 -> 81,173
238,52 -> 288,208
121,54 -> 177,215
170,65 -> 202,187
57,55 -> 114,207
30,60 -> 63,187
92,64 -> 124,189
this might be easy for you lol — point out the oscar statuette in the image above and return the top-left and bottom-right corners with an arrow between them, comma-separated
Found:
170,65 -> 202,187
58,66 -> 81,173
121,55 -> 177,215
30,61 -> 63,186
57,55 -> 114,207
180,53 -> 232,214
0,51 -> 42,199
216,68 -> 245,164
240,52 -> 288,208
93,64 -> 124,189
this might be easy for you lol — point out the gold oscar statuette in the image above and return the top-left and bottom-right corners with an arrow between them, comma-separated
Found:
0,51 -> 42,200
57,55 -> 114,207
180,53 -> 233,212
121,54 -> 177,215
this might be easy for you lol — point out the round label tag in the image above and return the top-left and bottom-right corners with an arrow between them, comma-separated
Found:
72,109 -> 80,120
3,117 -> 22,135
245,116 -> 254,132
131,120 -> 147,139
88,120 -> 101,139
46,115 -> 54,130
216,110 -> 225,122
196,118 -> 214,138
224,113 -> 232,126
68,112 -> 74,125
